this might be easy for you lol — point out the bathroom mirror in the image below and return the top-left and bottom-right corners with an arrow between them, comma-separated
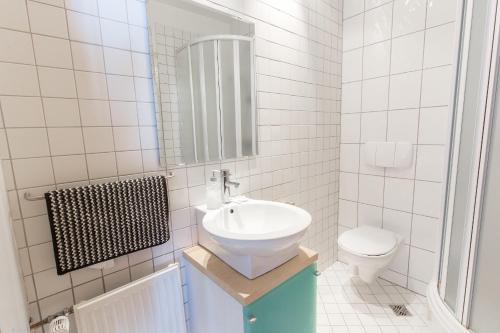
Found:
147,0 -> 257,167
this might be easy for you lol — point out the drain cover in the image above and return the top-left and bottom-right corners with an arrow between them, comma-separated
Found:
389,304 -> 412,316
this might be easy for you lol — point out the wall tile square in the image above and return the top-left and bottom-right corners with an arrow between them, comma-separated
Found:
384,177 -> 414,212
79,100 -> 111,126
339,172 -> 359,201
12,157 -> 54,188
411,215 -> 440,251
43,98 -> 80,127
7,128 -> 50,158
1,96 -> 45,127
27,1 -> 68,38
363,40 -> 391,79
38,67 -> 77,98
71,42 -> 105,72
86,152 -> 117,179
340,144 -> 360,172
339,198 -> 358,228
29,242 -> 55,272
110,101 -> 138,126
424,23 -> 455,68
140,127 -> 157,149
0,63 -> 39,96
52,154 -> 88,183
113,127 -> 141,151
33,35 -> 72,69
364,3 -> 393,45
344,15 -> 364,51
127,0 -> 148,27
387,109 -> 419,143
358,203 -> 383,228
0,29 -> 34,64
392,0 -> 426,37
67,10 -> 102,44
383,208 -> 412,243
413,180 -> 442,217
129,26 -> 149,53
24,215 -> 52,246
104,47 -> 133,75
34,268 -> 71,299
75,71 -> 108,100
0,0 -> 29,31
101,19 -> 130,49
83,127 -> 114,153
342,49 -> 363,83
362,77 -> 389,112
341,81 -> 362,114
421,66 -> 452,107
47,127 -> 85,155
416,145 -> 445,181
341,113 -> 361,143
409,247 -> 434,283
390,32 -> 424,74
134,77 -> 154,102
116,150 -> 142,175
365,0 -> 392,11
418,106 -> 449,144
358,174 -> 384,206
344,0 -> 364,18
98,0 -> 128,23
65,0 -> 98,15
131,52 -> 152,78
360,111 -> 387,142
427,0 -> 457,27
107,75 -> 136,101
74,279 -> 104,303
389,71 -> 422,110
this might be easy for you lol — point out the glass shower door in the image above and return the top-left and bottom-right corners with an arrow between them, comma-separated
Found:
438,0 -> 500,323
468,61 -> 500,333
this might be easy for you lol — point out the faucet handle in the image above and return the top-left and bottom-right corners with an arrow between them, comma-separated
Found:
220,169 -> 231,177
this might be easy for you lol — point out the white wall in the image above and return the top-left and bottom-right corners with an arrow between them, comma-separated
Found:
339,0 -> 458,294
0,0 -> 341,331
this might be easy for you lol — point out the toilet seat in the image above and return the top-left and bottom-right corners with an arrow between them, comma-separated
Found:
338,226 -> 398,257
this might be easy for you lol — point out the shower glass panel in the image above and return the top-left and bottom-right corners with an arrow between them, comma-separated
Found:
468,66 -> 500,333
173,36 -> 254,165
443,0 -> 493,311
219,40 -> 237,159
202,41 -> 221,161
176,48 -> 196,164
239,40 -> 255,156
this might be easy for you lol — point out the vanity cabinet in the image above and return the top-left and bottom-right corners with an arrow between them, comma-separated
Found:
184,246 -> 318,333
243,264 -> 316,333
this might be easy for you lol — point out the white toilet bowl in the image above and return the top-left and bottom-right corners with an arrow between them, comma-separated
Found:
338,226 -> 402,284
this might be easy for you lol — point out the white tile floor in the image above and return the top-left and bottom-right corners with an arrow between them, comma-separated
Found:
317,262 -> 432,333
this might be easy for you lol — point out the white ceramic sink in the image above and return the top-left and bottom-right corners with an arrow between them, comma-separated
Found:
196,198 -> 311,279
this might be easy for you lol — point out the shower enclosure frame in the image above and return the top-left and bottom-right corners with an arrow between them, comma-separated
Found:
176,34 -> 257,162
429,0 -> 500,331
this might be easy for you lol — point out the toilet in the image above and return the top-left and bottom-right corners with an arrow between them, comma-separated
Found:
338,226 -> 402,284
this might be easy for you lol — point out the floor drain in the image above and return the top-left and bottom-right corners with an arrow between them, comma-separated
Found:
389,304 -> 412,316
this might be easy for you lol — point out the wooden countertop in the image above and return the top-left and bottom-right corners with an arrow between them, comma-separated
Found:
183,245 -> 318,305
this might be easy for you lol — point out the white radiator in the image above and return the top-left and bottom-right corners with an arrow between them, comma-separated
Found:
74,264 -> 187,333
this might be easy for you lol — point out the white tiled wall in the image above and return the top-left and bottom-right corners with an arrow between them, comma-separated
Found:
0,0 -> 341,331
339,0 -> 457,294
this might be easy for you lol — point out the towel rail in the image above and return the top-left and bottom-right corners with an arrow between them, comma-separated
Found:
23,172 -> 175,201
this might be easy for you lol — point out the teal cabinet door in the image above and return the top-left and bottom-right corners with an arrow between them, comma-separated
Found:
243,264 -> 317,333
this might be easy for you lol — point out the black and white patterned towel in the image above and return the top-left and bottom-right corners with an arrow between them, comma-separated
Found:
46,175 -> 170,275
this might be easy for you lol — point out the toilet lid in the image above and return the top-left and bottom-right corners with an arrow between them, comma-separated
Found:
338,226 -> 398,256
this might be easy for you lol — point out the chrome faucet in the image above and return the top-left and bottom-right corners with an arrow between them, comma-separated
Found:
220,169 -> 240,203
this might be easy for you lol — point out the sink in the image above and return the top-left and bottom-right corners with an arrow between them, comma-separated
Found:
195,198 -> 312,279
